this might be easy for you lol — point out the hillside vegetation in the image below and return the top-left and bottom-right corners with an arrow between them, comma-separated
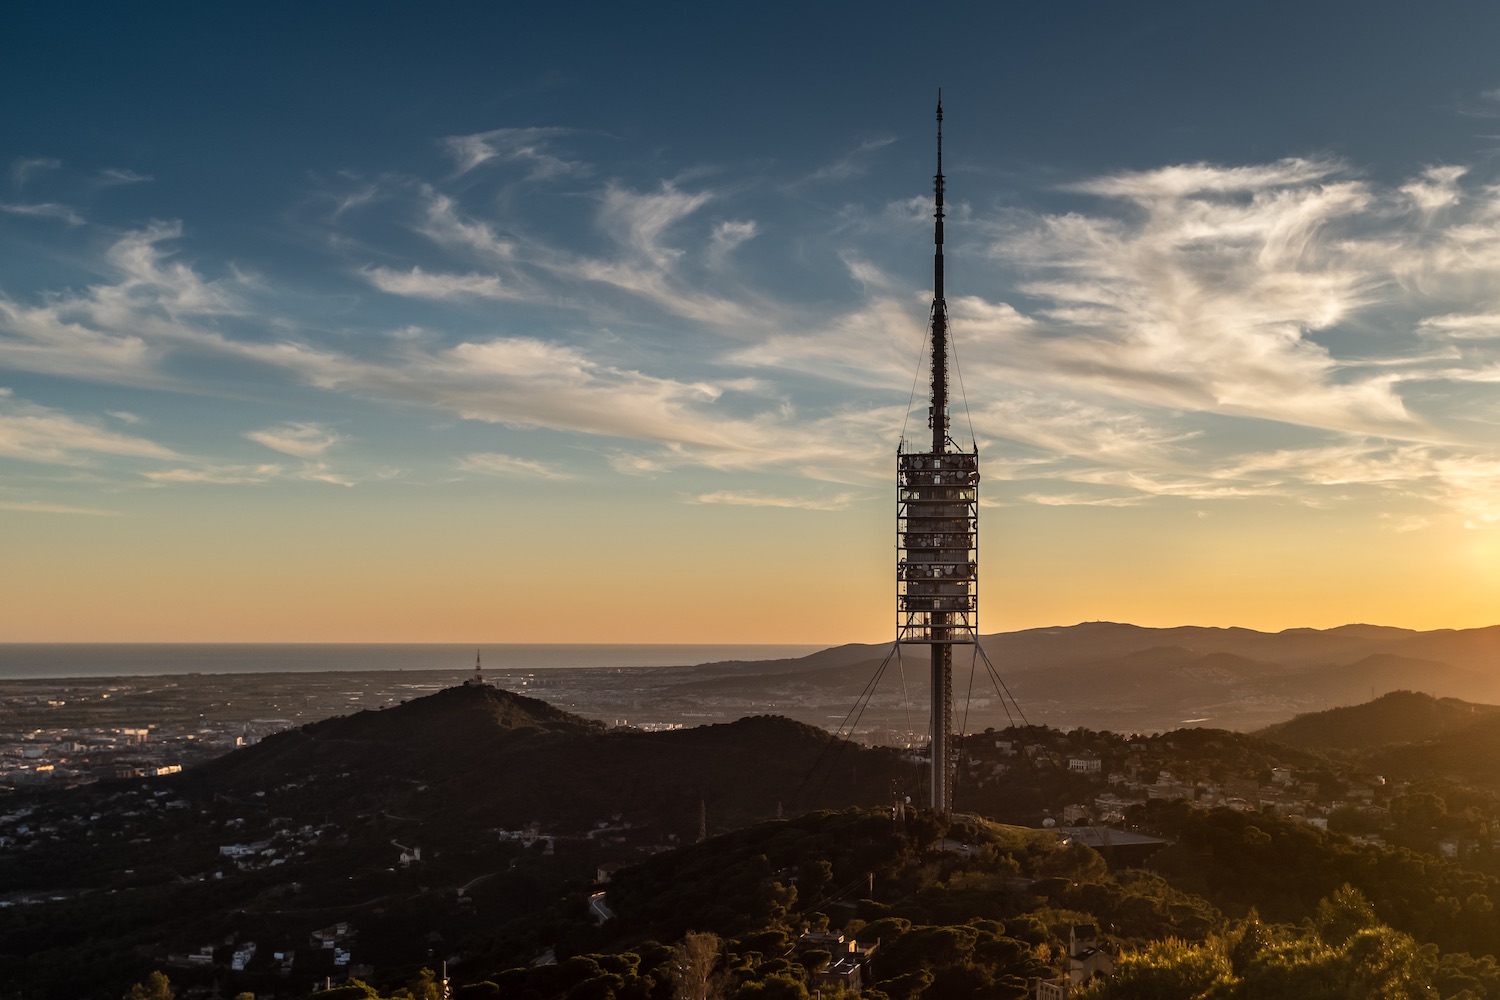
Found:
12,681 -> 1500,998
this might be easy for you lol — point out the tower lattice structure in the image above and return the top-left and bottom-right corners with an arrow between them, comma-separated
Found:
896,96 -> 979,817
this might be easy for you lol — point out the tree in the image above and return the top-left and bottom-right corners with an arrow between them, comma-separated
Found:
1228,908 -> 1271,976
1315,884 -> 1379,947
671,931 -> 725,1000
126,971 -> 174,1000
407,967 -> 444,1000
1073,938 -> 1232,1000
1034,840 -> 1107,883
729,973 -> 809,1000
797,859 -> 833,907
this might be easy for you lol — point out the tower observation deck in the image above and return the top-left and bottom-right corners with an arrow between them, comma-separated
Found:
897,96 -> 978,817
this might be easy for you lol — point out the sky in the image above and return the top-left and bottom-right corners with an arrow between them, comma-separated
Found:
5,2 -> 1500,643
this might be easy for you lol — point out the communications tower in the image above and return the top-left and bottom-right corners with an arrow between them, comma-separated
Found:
896,96 -> 979,816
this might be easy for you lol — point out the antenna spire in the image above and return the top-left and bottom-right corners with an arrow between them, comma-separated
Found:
930,90 -> 949,454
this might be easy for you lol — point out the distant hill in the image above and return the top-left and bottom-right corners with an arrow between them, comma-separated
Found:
1366,713 -> 1500,788
186,683 -> 910,835
1256,690 -> 1500,750
974,622 -> 1500,676
676,622 -> 1500,733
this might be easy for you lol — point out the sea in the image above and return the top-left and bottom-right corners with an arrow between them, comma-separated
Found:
0,643 -> 825,680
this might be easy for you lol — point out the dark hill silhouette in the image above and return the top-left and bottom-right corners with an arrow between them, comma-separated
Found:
192,682 -> 599,786
186,683 -> 909,836
1367,713 -> 1500,787
1257,690 -> 1500,750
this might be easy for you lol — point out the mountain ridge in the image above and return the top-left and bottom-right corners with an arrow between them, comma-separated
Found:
679,621 -> 1500,733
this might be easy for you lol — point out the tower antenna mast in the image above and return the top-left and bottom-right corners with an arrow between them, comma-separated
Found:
932,91 -> 948,455
896,93 -> 979,817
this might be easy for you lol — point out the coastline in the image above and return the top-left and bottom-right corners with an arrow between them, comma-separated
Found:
0,642 -> 825,680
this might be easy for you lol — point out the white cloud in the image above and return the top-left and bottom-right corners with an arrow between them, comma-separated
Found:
10,157 -> 59,190
440,127 -> 587,179
970,391 -> 1199,468
294,462 -> 356,487
1418,312 -> 1500,340
8,147 -> 1500,532
143,461 -> 354,487
0,201 -> 83,225
550,182 -> 756,326
688,490 -> 860,511
246,422 -> 343,458
458,452 -> 573,479
1067,157 -> 1341,199
390,181 -> 758,323
362,265 -> 522,301
708,220 -> 757,268
0,222 -> 241,384
0,500 -> 121,516
1019,492 -> 1146,507
1402,165 -> 1467,213
144,464 -> 284,485
95,167 -> 152,187
727,290 -> 929,388
0,394 -> 177,465
418,190 -> 517,260
795,136 -> 897,186
983,161 -> 1417,438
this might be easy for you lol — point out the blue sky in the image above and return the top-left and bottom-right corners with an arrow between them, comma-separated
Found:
6,2 -> 1500,641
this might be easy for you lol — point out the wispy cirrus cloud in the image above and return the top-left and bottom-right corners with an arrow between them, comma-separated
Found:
1456,86 -> 1500,119
0,201 -> 83,225
246,422 -> 344,458
417,190 -> 517,260
0,499 -> 121,515
143,461 -> 355,487
688,489 -> 860,511
707,220 -> 757,270
1402,165 -> 1467,213
441,126 -> 587,179
362,265 -> 524,301
979,158 -> 1415,438
1212,441 -> 1500,527
458,452 -> 573,479
563,181 -> 756,325
95,167 -> 151,187
379,181 -> 758,326
0,390 -> 176,465
793,136 -> 897,187
143,464 -> 284,485
1018,438 -> 1500,527
12,143 -> 1500,533
1019,491 -> 1147,507
0,224 -> 865,477
1418,312 -> 1500,340
0,222 -> 242,384
10,156 -> 59,190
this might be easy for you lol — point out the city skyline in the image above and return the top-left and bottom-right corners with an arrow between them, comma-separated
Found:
5,3 -> 1500,642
